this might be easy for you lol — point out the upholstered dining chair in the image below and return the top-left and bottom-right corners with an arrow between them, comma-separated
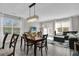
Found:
0,34 -> 19,56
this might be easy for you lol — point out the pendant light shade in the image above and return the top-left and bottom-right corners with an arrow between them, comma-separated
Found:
27,3 -> 38,22
27,15 -> 38,22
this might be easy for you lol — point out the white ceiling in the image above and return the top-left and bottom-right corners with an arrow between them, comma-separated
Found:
0,3 -> 79,22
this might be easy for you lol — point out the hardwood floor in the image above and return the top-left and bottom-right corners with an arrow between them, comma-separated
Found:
14,40 -> 73,56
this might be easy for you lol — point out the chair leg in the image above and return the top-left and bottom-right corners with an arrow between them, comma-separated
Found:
20,37 -> 22,49
27,46 -> 29,55
45,47 -> 48,56
34,45 -> 37,56
24,42 -> 26,51
13,53 -> 15,56
46,44 -> 48,50
41,48 -> 43,56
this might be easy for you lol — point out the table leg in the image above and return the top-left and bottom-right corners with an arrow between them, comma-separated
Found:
34,43 -> 37,56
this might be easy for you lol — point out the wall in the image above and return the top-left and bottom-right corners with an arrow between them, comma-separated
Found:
22,15 -> 79,35
39,16 -> 79,35
22,20 -> 41,33
40,20 -> 55,37
52,20 -> 55,36
71,16 -> 79,32
21,19 -> 30,33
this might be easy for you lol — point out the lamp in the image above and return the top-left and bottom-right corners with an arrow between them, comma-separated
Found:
27,3 -> 39,22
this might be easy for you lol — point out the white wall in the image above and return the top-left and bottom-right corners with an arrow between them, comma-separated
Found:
22,15 -> 79,35
22,20 -> 41,33
39,16 -> 79,35
71,16 -> 79,32
21,19 -> 30,33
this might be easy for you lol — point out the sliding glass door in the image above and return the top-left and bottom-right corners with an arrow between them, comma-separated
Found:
3,17 -> 21,34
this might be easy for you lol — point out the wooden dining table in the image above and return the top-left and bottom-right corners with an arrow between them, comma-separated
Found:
20,35 -> 43,56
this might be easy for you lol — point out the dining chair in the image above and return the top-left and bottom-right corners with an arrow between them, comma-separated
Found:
36,34 -> 48,56
20,32 -> 29,49
0,34 -> 19,56
0,33 -> 9,49
23,33 -> 33,55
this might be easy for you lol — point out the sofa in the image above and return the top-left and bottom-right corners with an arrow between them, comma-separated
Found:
54,35 -> 68,43
54,31 -> 77,43
63,31 -> 78,36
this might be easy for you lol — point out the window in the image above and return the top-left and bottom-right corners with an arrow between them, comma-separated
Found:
41,22 -> 54,37
12,19 -> 21,34
0,16 -> 21,34
55,20 -> 71,34
3,17 -> 13,34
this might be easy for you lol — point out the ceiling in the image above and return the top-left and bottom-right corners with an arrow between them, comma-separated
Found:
0,3 -> 79,22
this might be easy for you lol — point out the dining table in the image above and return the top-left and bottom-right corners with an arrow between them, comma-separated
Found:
20,34 -> 43,56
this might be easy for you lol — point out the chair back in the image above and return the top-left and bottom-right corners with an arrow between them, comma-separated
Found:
9,34 -> 19,54
23,33 -> 31,43
43,34 -> 48,40
42,34 -> 48,46
2,33 -> 9,49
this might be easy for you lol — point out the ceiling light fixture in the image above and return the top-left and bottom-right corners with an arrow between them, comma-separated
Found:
27,3 -> 39,22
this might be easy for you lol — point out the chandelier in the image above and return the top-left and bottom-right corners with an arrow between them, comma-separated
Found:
27,3 -> 39,22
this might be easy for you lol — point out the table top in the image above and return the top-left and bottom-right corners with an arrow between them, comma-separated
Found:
27,36 -> 42,41
21,35 -> 43,43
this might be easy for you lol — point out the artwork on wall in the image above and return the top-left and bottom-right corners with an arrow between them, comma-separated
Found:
31,27 -> 36,32
29,26 -> 37,32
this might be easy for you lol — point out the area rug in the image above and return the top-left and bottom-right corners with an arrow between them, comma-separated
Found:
50,41 -> 69,48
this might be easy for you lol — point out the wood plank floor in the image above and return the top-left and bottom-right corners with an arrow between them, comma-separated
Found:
14,40 -> 73,56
